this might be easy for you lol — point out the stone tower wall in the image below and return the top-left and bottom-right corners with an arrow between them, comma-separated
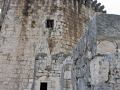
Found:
0,0 -> 105,90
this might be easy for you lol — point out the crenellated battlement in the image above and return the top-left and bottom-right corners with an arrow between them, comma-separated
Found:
0,0 -> 106,14
91,0 -> 106,13
62,0 -> 106,13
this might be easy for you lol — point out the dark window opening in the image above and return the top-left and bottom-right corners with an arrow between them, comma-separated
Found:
78,0 -> 81,13
74,0 -> 76,7
0,26 -> 1,31
46,19 -> 54,29
40,82 -> 47,90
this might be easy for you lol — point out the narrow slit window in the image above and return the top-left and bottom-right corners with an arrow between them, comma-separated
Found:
0,26 -> 1,31
46,19 -> 54,29
74,0 -> 76,7
40,82 -> 47,90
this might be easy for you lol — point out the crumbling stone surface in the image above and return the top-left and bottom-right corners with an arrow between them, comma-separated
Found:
71,13 -> 120,90
71,15 -> 97,90
61,57 -> 72,90
96,14 -> 120,36
97,41 -> 117,54
90,56 -> 109,85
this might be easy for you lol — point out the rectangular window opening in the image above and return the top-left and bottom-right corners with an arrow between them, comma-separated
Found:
40,82 -> 47,90
46,19 -> 54,29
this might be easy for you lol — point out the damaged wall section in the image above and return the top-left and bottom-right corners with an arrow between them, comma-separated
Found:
71,13 -> 120,90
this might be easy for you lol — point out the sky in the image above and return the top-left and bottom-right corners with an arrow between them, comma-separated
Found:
98,0 -> 120,15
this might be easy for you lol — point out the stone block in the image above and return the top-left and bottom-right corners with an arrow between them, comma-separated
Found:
90,56 -> 109,85
116,59 -> 120,69
64,71 -> 71,79
29,79 -> 33,83
97,41 -> 117,54
66,80 -> 71,88
28,83 -> 33,89
51,82 -> 55,88
48,82 -> 52,88
63,58 -> 72,65
53,63 -> 60,70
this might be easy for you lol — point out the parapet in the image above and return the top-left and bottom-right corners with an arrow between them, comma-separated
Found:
63,0 -> 106,13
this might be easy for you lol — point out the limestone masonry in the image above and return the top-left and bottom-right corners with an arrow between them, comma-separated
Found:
0,0 -> 120,90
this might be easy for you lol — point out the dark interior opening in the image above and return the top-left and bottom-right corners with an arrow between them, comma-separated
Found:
40,82 -> 47,90
0,26 -> 1,31
46,19 -> 54,29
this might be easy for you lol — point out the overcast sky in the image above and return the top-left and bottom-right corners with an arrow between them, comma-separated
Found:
98,0 -> 120,15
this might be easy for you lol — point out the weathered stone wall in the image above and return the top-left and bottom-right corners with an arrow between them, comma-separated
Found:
0,0 -> 106,90
71,13 -> 120,90
61,57 -> 72,90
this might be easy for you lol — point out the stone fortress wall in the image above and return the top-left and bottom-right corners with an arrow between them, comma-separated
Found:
0,0 -> 107,90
